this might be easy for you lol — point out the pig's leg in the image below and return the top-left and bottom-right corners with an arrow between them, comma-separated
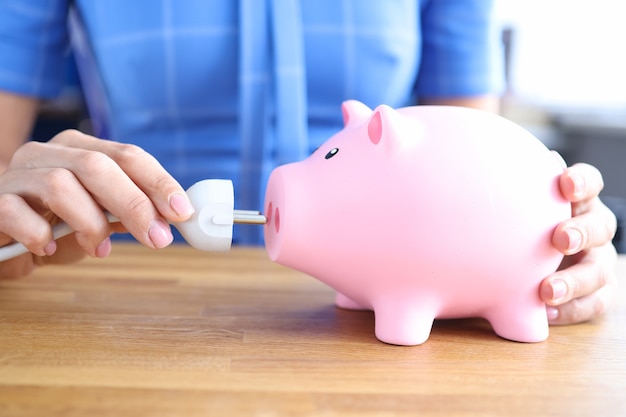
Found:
373,302 -> 435,346
335,292 -> 369,310
485,298 -> 549,343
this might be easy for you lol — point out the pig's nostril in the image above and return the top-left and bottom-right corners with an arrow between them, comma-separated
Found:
274,207 -> 280,234
266,202 -> 273,226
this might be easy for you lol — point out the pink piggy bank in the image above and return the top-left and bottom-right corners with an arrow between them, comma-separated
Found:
263,100 -> 571,345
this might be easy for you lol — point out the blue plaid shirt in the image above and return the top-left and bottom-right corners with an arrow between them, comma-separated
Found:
0,0 -> 502,244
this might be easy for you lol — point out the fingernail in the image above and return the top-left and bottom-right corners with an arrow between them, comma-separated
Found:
546,306 -> 559,321
95,237 -> 112,258
148,219 -> 173,248
571,174 -> 585,197
170,193 -> 195,218
43,240 -> 57,256
549,279 -> 568,302
565,228 -> 583,252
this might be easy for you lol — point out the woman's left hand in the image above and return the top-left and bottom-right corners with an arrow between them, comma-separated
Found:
541,163 -> 618,324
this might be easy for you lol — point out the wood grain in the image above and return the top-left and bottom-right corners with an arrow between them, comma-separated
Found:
1,243 -> 625,417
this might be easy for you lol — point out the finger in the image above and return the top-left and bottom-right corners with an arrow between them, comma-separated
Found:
35,233 -> 98,266
546,283 -> 614,325
0,193 -> 55,257
552,202 -> 617,255
559,163 -> 604,203
10,141 -> 172,249
1,168 -> 117,257
34,168 -> 115,257
49,130 -> 195,222
540,243 -> 617,307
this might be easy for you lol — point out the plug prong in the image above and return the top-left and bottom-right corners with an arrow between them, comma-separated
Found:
233,210 -> 267,225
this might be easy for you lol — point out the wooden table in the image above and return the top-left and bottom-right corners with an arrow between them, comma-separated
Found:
0,244 -> 624,417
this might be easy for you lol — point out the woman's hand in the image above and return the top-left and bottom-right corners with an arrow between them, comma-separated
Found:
0,130 -> 195,279
541,163 -> 618,324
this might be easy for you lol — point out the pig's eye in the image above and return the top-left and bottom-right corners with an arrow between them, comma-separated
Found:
325,148 -> 339,159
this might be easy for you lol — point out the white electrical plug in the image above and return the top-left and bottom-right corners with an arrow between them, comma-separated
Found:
0,179 -> 265,261
173,179 -> 267,250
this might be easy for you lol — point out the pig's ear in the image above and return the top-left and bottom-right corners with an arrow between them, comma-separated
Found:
367,104 -> 411,147
341,100 -> 372,127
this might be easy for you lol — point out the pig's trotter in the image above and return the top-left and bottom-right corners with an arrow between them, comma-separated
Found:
373,304 -> 435,346
486,303 -> 549,343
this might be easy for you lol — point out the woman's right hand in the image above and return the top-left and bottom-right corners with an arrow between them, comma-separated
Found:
0,129 -> 195,279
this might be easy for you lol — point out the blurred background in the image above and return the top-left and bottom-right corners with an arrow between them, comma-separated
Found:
497,0 -> 626,252
34,0 -> 626,251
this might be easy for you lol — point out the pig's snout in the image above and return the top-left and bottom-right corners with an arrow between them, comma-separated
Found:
264,168 -> 289,262
264,165 -> 315,267
265,201 -> 280,234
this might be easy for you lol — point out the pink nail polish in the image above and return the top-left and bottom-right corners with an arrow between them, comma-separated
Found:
43,240 -> 57,256
95,237 -> 112,258
546,306 -> 559,321
571,174 -> 585,197
170,193 -> 195,218
565,228 -> 582,252
148,219 -> 173,248
549,279 -> 567,302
